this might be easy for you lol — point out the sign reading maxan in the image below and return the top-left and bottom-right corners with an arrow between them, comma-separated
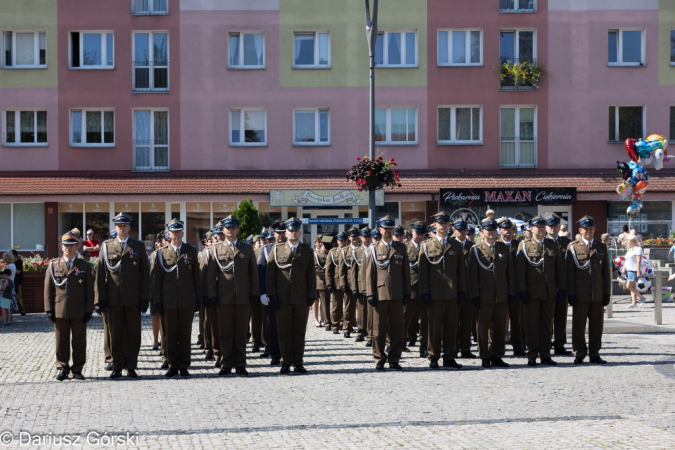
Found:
270,189 -> 385,207
440,187 -> 576,208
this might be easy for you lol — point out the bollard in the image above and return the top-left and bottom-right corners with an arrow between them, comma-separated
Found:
654,270 -> 662,325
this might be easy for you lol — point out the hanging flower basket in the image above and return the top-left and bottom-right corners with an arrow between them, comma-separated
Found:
346,153 -> 401,192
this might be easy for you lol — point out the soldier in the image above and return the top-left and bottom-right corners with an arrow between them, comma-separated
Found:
452,219 -> 475,359
266,218 -> 317,374
153,219 -> 201,377
314,235 -> 331,330
358,227 -> 374,347
339,227 -> 360,338
95,213 -> 150,379
498,218 -> 526,357
393,225 -> 405,242
203,225 -> 223,364
257,222 -> 285,364
325,232 -> 347,334
365,216 -> 411,370
250,230 -> 268,353
546,213 -> 573,356
516,216 -> 566,366
404,222 -> 429,358
353,227 -> 371,343
152,231 -> 171,370
418,212 -> 467,369
566,215 -> 611,364
467,226 -> 475,243
44,232 -> 95,380
468,219 -> 515,368
207,215 -> 260,376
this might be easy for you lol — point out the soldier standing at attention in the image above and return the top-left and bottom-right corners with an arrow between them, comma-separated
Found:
404,222 -> 429,358
418,212 -> 466,370
325,232 -> 347,335
204,225 -> 224,365
257,223 -> 285,365
266,218 -> 317,374
365,216 -> 411,371
452,219 -> 475,359
95,213 -> 150,379
468,219 -> 515,369
354,228 -> 371,343
545,213 -> 573,356
44,232 -> 95,380
339,227 -> 361,338
314,235 -> 331,329
566,216 -> 611,365
498,218 -> 526,357
153,219 -> 201,377
516,216 -> 566,367
153,231 -> 171,370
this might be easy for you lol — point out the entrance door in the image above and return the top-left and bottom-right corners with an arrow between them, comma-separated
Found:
538,205 -> 572,231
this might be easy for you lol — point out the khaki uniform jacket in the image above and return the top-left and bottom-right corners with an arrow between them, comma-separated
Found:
365,240 -> 412,301
565,239 -> 611,302
198,248 -> 210,301
44,257 -> 95,319
457,239 -> 474,299
516,238 -> 566,298
314,249 -> 328,291
266,242 -> 317,305
325,247 -> 342,290
356,245 -> 370,295
418,236 -> 467,300
153,243 -> 201,309
206,240 -> 260,304
339,245 -> 359,292
95,238 -> 150,306
550,235 -> 571,254
468,240 -> 515,304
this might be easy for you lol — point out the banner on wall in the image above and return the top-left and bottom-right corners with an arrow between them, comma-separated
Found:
270,189 -> 385,207
440,187 -> 576,208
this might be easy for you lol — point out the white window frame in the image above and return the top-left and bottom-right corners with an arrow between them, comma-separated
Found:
500,105 -> 537,168
132,31 -> 170,92
293,31 -> 331,69
70,109 -> 116,147
437,29 -> 483,67
2,31 -> 46,68
131,0 -> 169,15
375,107 -> 418,145
376,30 -> 418,68
0,203 -> 46,252
437,106 -> 482,145
609,105 -> 646,143
133,109 -> 170,172
499,29 -> 537,61
500,0 -> 537,13
69,31 -> 114,69
608,29 -> 645,66
229,108 -> 267,147
293,108 -> 330,146
228,31 -> 265,69
2,110 -> 48,146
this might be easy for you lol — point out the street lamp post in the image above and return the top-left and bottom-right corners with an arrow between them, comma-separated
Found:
365,0 -> 378,229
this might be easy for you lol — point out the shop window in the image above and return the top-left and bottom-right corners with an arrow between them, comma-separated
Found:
0,203 -> 45,250
0,204 -> 10,250
608,201 -> 672,238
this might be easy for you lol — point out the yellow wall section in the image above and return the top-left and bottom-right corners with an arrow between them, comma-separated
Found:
659,0 -> 675,85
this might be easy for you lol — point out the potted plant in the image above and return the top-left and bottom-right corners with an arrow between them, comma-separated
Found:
498,59 -> 545,89
346,154 -> 401,192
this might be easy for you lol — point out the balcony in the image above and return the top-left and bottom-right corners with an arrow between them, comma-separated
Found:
132,61 -> 169,93
499,0 -> 536,13
500,137 -> 537,168
498,58 -> 542,91
133,140 -> 169,172
131,0 -> 168,15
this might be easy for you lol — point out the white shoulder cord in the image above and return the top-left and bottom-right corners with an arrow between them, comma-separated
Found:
330,249 -> 339,267
370,245 -> 390,270
156,248 -> 178,274
273,245 -> 293,270
472,245 -> 494,272
101,242 -> 122,273
340,247 -> 352,268
422,241 -> 444,266
569,243 -> 591,270
314,250 -> 326,271
211,244 -> 234,273
409,245 -> 419,269
48,261 -> 68,287
353,248 -> 362,268
522,241 -> 544,267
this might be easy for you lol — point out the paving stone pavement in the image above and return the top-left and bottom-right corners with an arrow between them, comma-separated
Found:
0,309 -> 674,449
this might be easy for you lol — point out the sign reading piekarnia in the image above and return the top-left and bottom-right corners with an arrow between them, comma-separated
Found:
270,189 -> 385,207
440,187 -> 576,208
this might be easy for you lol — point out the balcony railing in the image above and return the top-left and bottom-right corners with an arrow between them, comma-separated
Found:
131,0 -> 168,15
133,139 -> 169,172
500,137 -> 537,168
499,58 -> 541,91
499,0 -> 536,13
132,61 -> 169,92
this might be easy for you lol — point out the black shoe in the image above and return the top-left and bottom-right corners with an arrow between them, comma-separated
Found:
252,345 -> 260,352
152,344 -> 159,351
365,340 -> 373,347
429,360 -> 440,369
160,360 -> 169,369
325,325 -> 331,331
355,335 -> 365,342
442,358 -> 462,369
541,357 -> 558,366
343,332 -> 351,338
513,349 -> 527,357
110,370 -> 123,379
492,358 -> 510,368
215,359 -> 222,368
260,350 -> 270,358
126,369 -> 139,378
574,357 -> 585,364
420,350 -> 429,358
196,338 -> 203,346
482,359 -> 491,368
179,368 -> 190,377
105,363 -> 113,371
236,367 -> 249,376
270,358 -> 280,365
460,351 -> 477,359
199,343 -> 205,350
294,365 -> 308,374
408,337 -> 417,347
402,346 -> 411,352
56,370 -> 69,381
205,352 -> 215,361
590,356 -> 607,364
71,372 -> 85,380
165,368 -> 178,377
528,358 -> 537,367
554,347 -> 573,356
280,365 -> 291,374
375,362 -> 385,370
21,312 -> 26,316
332,328 -> 339,335
385,345 -> 391,353
389,362 -> 403,370
219,367 -> 232,376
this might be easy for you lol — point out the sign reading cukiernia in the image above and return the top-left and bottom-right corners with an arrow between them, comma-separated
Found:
269,189 -> 385,207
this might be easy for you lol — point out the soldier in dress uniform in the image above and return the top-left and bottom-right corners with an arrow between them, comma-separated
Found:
207,215 -> 260,376
468,218 -> 515,368
339,227 -> 360,338
250,231 -> 268,353
404,222 -> 429,358
44,232 -> 95,380
314,235 -> 331,330
203,225 -> 224,365
545,213 -> 573,356
365,216 -> 411,370
101,232 -> 117,371
467,226 -> 475,243
566,215 -> 611,365
325,232 -> 348,334
497,217 -> 526,357
452,219 -> 475,359
516,215 -> 566,367
418,212 -> 466,369
257,222 -> 286,364
358,227 -> 374,347
197,230 -> 212,365
152,231 -> 171,369
95,213 -> 150,379
266,218 -> 317,374
153,219 -> 201,377
393,225 -> 405,242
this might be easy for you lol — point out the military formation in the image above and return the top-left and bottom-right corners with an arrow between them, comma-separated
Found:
44,210 -> 612,379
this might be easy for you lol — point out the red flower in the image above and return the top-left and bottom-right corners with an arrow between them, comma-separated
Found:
356,157 -> 361,160
391,158 -> 395,162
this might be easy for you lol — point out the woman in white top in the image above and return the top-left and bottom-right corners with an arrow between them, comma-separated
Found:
623,235 -> 645,307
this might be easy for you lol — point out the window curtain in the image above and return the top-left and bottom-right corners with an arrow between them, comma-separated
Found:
135,111 -> 151,168
229,35 -> 239,66
438,31 -> 448,64
295,111 -> 315,142
253,34 -> 263,65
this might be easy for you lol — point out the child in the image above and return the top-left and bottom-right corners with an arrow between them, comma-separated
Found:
1,269 -> 15,326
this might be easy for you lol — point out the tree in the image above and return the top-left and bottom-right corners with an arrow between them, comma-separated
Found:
232,199 -> 262,240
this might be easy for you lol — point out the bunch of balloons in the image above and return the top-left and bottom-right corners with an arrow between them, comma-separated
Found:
616,134 -> 670,217
613,256 -> 655,295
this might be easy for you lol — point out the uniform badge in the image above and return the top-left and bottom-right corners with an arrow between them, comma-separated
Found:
79,279 -> 83,284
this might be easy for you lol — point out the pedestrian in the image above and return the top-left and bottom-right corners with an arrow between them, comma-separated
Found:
1,269 -> 15,326
623,235 -> 646,308
82,229 -> 100,257
616,225 -> 630,248
630,227 -> 643,246
9,250 -> 25,316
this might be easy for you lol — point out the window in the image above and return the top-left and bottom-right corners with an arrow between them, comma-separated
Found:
375,31 -> 417,67
131,0 -> 168,15
71,109 -> 115,146
293,32 -> 329,68
609,106 -> 644,142
671,30 -> 675,65
133,32 -> 169,92
375,108 -> 417,144
438,30 -> 482,66
670,107 -> 675,143
134,110 -> 169,171
3,110 -> 47,145
608,30 -> 644,66
0,203 -> 45,251
2,31 -> 46,68
230,109 -> 266,146
294,109 -> 329,145
500,0 -> 536,12
229,32 -> 265,69
499,30 -> 534,62
70,32 -> 113,69
438,107 -> 482,144
500,106 -> 536,168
